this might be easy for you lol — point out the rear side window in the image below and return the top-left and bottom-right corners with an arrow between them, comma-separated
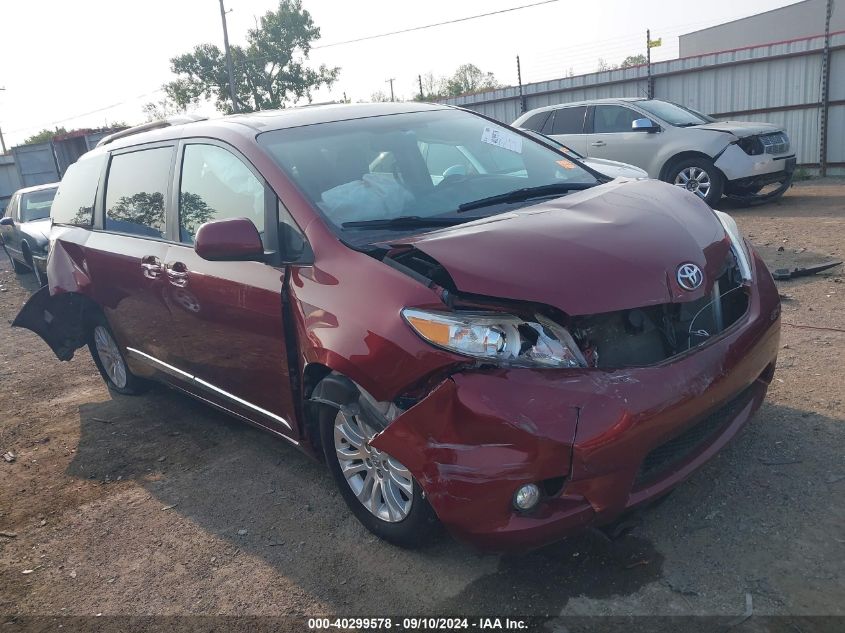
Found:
593,105 -> 641,133
520,111 -> 551,132
550,106 -> 587,134
51,156 -> 106,227
105,147 -> 173,238
178,144 -> 265,243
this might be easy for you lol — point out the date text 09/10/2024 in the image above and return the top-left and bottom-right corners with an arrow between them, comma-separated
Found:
307,617 -> 529,630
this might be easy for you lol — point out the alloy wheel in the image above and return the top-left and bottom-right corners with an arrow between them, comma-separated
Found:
93,325 -> 128,389
333,410 -> 413,522
673,166 -> 712,199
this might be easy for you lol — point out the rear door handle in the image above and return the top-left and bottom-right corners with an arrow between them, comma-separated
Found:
141,256 -> 163,279
590,141 -> 606,147
165,262 -> 189,287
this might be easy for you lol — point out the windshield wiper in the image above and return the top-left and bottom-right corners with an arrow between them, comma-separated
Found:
457,182 -> 594,212
342,216 -> 480,230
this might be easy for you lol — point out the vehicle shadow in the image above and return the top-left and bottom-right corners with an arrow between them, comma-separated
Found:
64,388 -> 842,615
0,253 -> 41,294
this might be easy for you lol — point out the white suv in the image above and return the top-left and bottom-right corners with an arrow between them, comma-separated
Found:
513,98 -> 796,206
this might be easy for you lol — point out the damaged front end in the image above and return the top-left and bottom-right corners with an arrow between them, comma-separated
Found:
345,198 -> 777,550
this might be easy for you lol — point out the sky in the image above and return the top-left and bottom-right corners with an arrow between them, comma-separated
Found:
0,0 -> 800,147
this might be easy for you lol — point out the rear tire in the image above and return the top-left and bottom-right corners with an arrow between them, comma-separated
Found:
665,157 -> 724,206
87,313 -> 149,395
319,401 -> 439,548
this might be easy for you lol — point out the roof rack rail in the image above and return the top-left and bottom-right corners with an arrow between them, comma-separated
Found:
96,114 -> 208,147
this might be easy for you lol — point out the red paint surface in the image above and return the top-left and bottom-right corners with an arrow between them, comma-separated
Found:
33,110 -> 781,550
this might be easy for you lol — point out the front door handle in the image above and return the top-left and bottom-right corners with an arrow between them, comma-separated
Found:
590,140 -> 606,147
141,256 -> 163,279
165,262 -> 189,287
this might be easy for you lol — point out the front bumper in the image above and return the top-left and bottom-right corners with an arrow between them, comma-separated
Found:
371,250 -> 781,550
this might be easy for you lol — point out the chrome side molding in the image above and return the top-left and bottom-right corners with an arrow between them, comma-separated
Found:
126,347 -> 294,432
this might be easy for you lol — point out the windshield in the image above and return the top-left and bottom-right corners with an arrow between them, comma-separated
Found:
635,100 -> 714,127
20,188 -> 57,222
258,109 -> 599,244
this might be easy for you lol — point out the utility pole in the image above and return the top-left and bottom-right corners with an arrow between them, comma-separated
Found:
418,74 -> 424,101
516,56 -> 526,114
386,78 -> 395,102
218,0 -> 240,114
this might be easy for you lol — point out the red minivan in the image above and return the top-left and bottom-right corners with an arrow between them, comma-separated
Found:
14,103 -> 780,550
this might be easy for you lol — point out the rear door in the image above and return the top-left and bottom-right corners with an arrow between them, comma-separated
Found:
544,105 -> 588,154
84,144 -> 178,372
161,140 -> 298,439
584,104 -> 660,170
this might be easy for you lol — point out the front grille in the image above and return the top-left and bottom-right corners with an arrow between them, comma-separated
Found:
759,132 -> 789,155
634,384 -> 757,486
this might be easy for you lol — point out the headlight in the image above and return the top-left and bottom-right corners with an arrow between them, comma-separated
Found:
402,308 -> 586,368
714,210 -> 752,281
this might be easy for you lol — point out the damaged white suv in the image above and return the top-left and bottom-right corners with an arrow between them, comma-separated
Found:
513,98 -> 796,206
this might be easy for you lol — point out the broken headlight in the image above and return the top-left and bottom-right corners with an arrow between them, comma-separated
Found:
714,210 -> 752,281
402,308 -> 587,368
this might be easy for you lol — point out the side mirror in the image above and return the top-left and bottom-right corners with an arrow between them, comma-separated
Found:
632,118 -> 658,133
194,217 -> 265,262
0,217 -> 14,226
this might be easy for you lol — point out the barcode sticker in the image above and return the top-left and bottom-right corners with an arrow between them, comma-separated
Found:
480,126 -> 523,154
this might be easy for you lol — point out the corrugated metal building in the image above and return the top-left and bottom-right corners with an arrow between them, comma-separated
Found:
680,0 -> 844,57
441,10 -> 844,173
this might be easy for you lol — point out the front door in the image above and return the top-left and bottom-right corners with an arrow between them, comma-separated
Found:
584,104 -> 660,171
1,194 -> 21,261
162,141 -> 297,439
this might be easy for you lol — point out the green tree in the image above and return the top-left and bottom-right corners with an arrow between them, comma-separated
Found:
414,72 -> 447,101
444,64 -> 500,96
621,54 -> 647,68
142,98 -> 186,122
24,127 -> 68,145
164,0 -> 339,114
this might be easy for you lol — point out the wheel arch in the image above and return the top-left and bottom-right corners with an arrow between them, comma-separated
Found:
659,150 -> 719,182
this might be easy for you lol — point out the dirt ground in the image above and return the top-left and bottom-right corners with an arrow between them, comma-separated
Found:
1,180 -> 843,627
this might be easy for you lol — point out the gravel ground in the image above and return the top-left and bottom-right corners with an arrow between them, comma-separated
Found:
0,180 -> 843,627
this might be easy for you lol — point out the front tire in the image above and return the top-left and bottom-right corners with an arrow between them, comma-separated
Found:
320,404 -> 438,547
87,313 -> 149,395
666,157 -> 724,206
7,250 -> 28,274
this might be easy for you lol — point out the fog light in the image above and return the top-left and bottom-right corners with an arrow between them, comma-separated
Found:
514,483 -> 541,511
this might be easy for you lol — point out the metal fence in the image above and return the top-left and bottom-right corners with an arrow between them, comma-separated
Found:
441,31 -> 845,172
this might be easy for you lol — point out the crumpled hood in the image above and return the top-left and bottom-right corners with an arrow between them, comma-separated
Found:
694,120 -> 783,138
396,179 -> 730,315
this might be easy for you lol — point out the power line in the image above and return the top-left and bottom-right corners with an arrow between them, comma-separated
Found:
311,0 -> 561,49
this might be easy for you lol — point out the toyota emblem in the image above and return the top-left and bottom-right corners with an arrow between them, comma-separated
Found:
677,263 -> 704,291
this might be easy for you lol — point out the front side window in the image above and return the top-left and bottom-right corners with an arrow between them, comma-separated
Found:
593,106 -> 641,134
178,144 -> 265,243
105,147 -> 173,238
52,155 -> 106,227
20,188 -> 57,222
258,109 -> 598,245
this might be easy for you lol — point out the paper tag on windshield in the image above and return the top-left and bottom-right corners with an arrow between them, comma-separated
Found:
481,126 -> 523,154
